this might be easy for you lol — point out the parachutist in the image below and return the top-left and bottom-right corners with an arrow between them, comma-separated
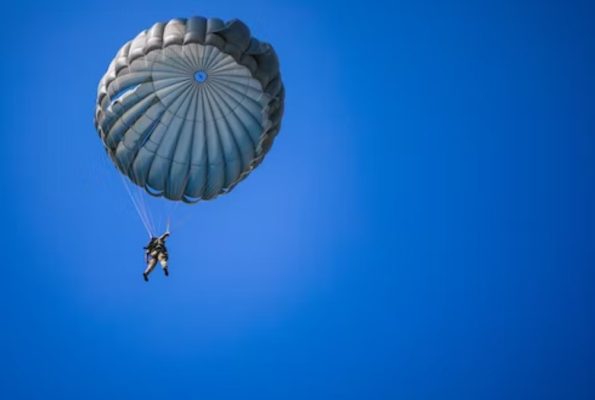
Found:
94,17 -> 284,269
143,232 -> 170,281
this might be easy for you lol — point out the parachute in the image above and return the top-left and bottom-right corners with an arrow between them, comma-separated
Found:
94,17 -> 284,233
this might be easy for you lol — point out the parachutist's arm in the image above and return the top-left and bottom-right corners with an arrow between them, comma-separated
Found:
159,232 -> 170,241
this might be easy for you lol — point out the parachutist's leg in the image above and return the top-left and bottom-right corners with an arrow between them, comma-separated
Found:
143,258 -> 157,281
158,253 -> 169,277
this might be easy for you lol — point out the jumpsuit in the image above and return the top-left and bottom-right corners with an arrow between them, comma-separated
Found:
144,237 -> 169,277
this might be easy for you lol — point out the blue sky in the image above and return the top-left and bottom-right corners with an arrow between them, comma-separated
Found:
1,0 -> 594,398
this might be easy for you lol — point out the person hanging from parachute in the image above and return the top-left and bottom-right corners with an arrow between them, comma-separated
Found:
94,16 -> 284,280
143,232 -> 170,281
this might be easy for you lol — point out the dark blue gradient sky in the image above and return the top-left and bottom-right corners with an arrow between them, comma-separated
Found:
1,0 -> 595,398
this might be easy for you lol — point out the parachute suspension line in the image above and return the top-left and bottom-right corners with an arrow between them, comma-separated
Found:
124,174 -> 148,233
166,200 -> 181,232
132,183 -> 156,235
122,177 -> 151,236
170,199 -> 196,232
120,174 -> 153,237
127,169 -> 159,236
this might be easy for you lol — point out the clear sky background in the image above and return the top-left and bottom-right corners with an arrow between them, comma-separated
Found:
1,0 -> 594,399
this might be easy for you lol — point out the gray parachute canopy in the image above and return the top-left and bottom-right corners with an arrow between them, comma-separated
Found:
94,17 -> 284,202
